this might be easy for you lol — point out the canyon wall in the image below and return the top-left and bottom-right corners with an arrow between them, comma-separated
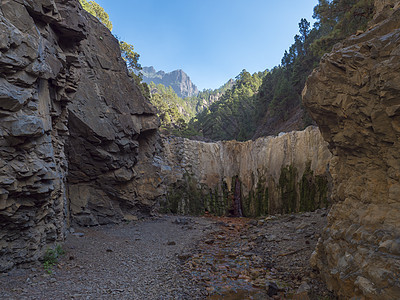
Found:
66,7 -> 159,227
0,0 -> 158,271
302,2 -> 400,298
158,126 -> 332,217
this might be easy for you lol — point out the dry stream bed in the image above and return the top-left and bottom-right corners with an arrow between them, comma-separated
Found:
0,210 -> 335,299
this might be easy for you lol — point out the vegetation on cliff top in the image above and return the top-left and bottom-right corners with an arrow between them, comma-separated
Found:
79,0 -> 148,98
191,69 -> 266,141
79,0 -> 113,31
80,0 -> 374,141
148,82 -> 194,135
146,79 -> 237,137
187,0 -> 374,141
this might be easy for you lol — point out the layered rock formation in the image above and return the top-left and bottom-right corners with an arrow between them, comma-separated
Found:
142,66 -> 199,98
66,10 -> 159,226
0,0 -> 86,272
158,127 -> 332,217
302,1 -> 400,298
0,0 -> 158,271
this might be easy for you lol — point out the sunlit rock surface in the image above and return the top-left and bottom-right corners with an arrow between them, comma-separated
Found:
302,1 -> 400,298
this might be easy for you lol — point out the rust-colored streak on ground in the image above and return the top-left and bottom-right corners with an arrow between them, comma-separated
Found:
183,210 -> 335,300
183,216 -> 272,299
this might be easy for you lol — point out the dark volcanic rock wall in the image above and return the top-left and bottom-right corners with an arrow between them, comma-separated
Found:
303,2 -> 400,298
0,0 -> 87,272
67,12 -> 159,226
0,0 -> 159,271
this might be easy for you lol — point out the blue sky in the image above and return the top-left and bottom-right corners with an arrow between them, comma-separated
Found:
95,0 -> 319,90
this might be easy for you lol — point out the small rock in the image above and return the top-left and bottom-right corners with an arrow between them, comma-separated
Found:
216,221 -> 228,227
248,219 -> 258,226
177,253 -> 192,260
266,281 -> 279,296
50,277 -> 57,283
205,239 -> 214,245
124,215 -> 138,222
296,222 -> 308,230
297,282 -> 311,294
72,232 -> 84,237
257,220 -> 265,226
284,215 -> 296,222
106,248 -> 113,252
173,217 -> 189,225
265,234 -> 277,242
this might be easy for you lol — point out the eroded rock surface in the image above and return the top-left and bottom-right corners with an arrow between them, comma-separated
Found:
158,126 -> 332,217
0,0 -> 87,272
66,11 -> 159,227
0,0 -> 158,271
302,2 -> 400,298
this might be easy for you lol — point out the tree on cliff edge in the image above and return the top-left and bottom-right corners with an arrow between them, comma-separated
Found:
79,0 -> 113,31
79,0 -> 149,98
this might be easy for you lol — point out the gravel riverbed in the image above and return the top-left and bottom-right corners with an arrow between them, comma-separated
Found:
0,211 -> 335,299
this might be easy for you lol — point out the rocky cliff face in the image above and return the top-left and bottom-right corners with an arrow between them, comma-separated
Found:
158,127 -> 332,217
66,10 -> 159,226
302,1 -> 400,298
0,0 -> 159,271
142,66 -> 199,98
0,0 -> 85,272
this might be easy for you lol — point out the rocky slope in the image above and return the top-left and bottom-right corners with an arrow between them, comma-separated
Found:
158,126 -> 332,217
0,0 -> 158,271
302,1 -> 400,298
142,66 -> 199,98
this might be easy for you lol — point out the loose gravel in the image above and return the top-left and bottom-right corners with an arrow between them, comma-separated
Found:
0,211 -> 335,299
0,216 -> 216,300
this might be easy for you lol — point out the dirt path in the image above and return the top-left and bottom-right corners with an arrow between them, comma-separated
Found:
0,211 -> 335,299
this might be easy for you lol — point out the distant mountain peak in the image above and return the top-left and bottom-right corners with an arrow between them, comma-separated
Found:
141,66 -> 198,98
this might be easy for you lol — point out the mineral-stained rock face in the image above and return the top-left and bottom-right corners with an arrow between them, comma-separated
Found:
0,0 -> 159,271
302,2 -> 400,298
158,127 -> 332,217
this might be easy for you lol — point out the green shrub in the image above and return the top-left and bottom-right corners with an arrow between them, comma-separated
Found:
43,245 -> 65,274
